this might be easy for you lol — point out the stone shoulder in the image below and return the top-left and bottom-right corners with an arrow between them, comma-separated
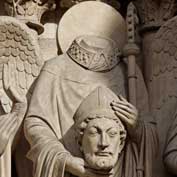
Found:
42,54 -> 67,76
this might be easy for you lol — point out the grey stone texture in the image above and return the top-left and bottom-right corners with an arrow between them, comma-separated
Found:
0,1 -> 177,177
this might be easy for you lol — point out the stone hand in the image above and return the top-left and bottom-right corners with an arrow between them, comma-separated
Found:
111,95 -> 138,132
3,62 -> 27,117
0,87 -> 27,155
9,86 -> 27,122
9,86 -> 27,104
65,155 -> 111,177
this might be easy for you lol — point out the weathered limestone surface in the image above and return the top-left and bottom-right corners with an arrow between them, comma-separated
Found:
0,1 -> 177,177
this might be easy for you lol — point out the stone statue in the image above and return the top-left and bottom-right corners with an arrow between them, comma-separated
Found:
126,1 -> 177,177
144,15 -> 177,177
163,113 -> 177,175
0,16 -> 44,177
71,86 -> 135,177
24,2 -> 158,177
70,85 -> 158,177
0,87 -> 27,177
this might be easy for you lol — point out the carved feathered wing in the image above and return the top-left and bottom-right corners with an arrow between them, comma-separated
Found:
149,16 -> 177,111
0,16 -> 44,113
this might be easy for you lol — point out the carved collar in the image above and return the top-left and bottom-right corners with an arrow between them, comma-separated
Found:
67,36 -> 121,72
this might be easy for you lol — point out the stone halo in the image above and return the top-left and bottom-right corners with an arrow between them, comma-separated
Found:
58,1 -> 126,53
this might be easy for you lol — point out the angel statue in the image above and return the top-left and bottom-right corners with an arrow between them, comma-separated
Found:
144,15 -> 177,177
24,2 -> 158,177
0,16 -> 44,177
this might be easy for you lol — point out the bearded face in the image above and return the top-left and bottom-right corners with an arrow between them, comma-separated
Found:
81,117 -> 124,170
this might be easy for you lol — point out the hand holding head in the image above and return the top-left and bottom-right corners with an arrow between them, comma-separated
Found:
111,95 -> 139,132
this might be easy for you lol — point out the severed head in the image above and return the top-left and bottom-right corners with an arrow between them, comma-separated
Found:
74,86 -> 127,171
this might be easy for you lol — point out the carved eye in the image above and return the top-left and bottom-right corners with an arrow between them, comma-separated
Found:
87,127 -> 98,136
107,128 -> 118,137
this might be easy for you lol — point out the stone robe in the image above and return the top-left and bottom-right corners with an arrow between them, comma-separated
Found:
0,105 -> 32,177
24,54 -> 158,177
0,144 -> 11,177
164,113 -> 177,175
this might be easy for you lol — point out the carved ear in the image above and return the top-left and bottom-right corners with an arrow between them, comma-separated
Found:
75,133 -> 83,152
118,141 -> 125,154
118,131 -> 127,153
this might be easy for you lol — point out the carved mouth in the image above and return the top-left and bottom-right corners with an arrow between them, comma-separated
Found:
95,152 -> 112,156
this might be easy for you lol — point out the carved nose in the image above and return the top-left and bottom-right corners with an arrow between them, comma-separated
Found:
99,133 -> 109,149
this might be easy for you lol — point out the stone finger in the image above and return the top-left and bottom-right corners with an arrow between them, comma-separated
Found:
9,86 -> 26,103
3,63 -> 9,90
115,111 -> 131,124
113,98 -> 136,110
112,104 -> 134,114
112,100 -> 131,107
118,94 -> 127,102
115,107 -> 134,119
